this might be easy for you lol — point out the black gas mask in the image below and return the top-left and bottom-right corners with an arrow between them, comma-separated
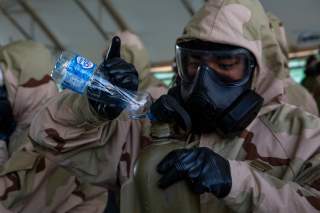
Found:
305,61 -> 320,77
0,70 -> 16,142
175,40 -> 264,136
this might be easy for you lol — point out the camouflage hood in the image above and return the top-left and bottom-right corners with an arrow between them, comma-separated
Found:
267,12 -> 289,61
0,40 -> 57,127
177,0 -> 287,107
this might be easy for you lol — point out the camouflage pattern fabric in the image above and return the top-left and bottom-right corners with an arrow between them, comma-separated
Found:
0,41 -> 110,212
3,0 -> 320,212
0,146 -> 107,213
267,12 -> 318,116
0,40 -> 58,153
283,79 -> 319,116
123,0 -> 320,212
15,90 -> 149,212
176,0 -> 320,211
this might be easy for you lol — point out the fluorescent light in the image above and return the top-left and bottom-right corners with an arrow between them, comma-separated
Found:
289,49 -> 318,58
150,65 -> 172,72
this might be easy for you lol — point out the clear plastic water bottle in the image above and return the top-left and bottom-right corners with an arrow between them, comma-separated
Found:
51,51 -> 152,119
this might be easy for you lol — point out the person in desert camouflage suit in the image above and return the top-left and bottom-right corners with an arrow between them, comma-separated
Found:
267,12 -> 318,116
154,0 -> 320,210
121,1 -> 320,211
0,41 -> 108,212
2,0 -> 320,212
0,40 -> 60,154
0,36 -> 165,213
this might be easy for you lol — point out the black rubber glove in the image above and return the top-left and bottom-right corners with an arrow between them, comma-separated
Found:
150,95 -> 191,131
0,86 -> 16,143
157,147 -> 232,198
88,36 -> 139,120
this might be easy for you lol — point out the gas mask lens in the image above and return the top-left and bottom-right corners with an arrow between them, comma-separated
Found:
175,42 -> 255,85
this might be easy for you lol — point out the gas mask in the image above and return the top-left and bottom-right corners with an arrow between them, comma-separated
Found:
175,40 -> 264,136
305,61 -> 320,77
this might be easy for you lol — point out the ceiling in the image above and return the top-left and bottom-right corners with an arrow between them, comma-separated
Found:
1,0 -> 320,65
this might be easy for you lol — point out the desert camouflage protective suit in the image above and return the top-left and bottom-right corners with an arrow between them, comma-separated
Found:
3,0 -> 320,212
267,13 -> 319,116
173,1 -> 320,211
0,40 -> 59,153
0,41 -> 107,212
122,1 -> 320,212
115,31 -> 167,100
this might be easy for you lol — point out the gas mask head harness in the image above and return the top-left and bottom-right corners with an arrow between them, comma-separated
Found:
175,39 -> 264,136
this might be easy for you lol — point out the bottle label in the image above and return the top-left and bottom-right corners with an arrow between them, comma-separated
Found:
61,55 -> 96,94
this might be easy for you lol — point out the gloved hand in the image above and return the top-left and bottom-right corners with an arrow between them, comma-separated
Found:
150,95 -> 191,131
0,86 -> 15,143
157,147 -> 232,198
149,74 -> 192,130
88,36 -> 139,120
